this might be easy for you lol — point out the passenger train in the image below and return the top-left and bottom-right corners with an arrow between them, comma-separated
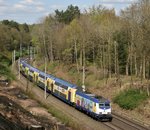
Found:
19,59 -> 113,121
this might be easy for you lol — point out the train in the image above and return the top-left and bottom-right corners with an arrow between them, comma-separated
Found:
19,59 -> 113,122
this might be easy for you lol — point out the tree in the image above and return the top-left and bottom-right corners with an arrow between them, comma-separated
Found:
55,5 -> 80,24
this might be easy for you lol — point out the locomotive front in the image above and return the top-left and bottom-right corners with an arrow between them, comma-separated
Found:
97,100 -> 112,121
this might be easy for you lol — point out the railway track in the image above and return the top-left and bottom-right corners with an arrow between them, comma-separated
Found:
110,113 -> 150,130
13,62 -> 150,130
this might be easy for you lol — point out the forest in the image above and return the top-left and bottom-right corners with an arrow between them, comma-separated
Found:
0,0 -> 150,89
31,0 -> 150,84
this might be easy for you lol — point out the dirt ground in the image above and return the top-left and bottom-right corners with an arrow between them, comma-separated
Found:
0,79 -> 71,130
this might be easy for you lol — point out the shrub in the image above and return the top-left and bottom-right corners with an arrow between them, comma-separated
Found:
0,54 -> 15,81
113,89 -> 148,110
0,64 -> 15,81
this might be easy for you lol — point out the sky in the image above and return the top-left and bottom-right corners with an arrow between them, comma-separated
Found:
0,0 -> 138,24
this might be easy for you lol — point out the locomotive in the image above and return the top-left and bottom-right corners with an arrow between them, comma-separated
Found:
20,59 -> 113,121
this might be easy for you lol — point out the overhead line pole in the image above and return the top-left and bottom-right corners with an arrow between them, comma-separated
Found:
18,40 -> 22,79
18,58 -> 20,80
44,57 -> 47,99
42,23 -> 47,99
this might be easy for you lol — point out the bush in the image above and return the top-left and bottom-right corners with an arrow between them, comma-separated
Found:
0,54 -> 15,81
113,89 -> 148,110
0,64 -> 15,81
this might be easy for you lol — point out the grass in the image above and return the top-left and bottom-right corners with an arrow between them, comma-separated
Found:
47,106 -> 81,129
113,88 -> 148,110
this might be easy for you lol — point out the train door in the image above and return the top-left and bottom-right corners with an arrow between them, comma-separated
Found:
51,83 -> 54,93
25,68 -> 29,77
68,90 -> 71,102
93,102 -> 96,112
77,100 -> 80,106
47,79 -> 50,90
36,75 -> 38,82
34,73 -> 38,83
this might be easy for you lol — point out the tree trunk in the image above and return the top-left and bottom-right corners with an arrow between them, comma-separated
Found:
50,40 -> 54,63
126,45 -> 129,76
108,39 -> 111,78
42,29 -> 47,58
74,38 -> 79,73
143,54 -> 146,79
103,43 -> 105,79
140,58 -> 143,84
126,62 -> 129,76
80,50 -> 82,66
82,40 -> 86,91
130,44 -> 133,86
114,41 -> 117,75
100,44 -> 103,69
134,52 -> 138,76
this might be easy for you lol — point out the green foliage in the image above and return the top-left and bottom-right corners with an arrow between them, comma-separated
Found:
113,89 -> 148,110
47,62 -> 58,74
0,64 -> 15,81
62,48 -> 73,64
0,54 -> 11,66
22,23 -> 29,33
55,5 -> 80,24
2,20 -> 20,31
0,20 -> 31,52
68,66 -> 76,75
0,53 -> 15,80
113,30 -> 129,74
32,0 -> 150,81
76,79 -> 82,86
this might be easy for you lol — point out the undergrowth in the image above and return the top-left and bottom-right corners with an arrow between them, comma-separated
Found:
0,54 -> 15,81
113,88 -> 148,110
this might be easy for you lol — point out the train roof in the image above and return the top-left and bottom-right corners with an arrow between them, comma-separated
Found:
46,74 -> 56,80
21,60 -> 56,80
39,71 -> 56,80
21,60 -> 91,91
76,91 -> 110,103
76,91 -> 99,103
54,78 -> 77,89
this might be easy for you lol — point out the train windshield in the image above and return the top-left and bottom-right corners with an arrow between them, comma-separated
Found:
105,103 -> 110,107
99,103 -> 110,108
105,103 -> 110,108
99,103 -> 105,108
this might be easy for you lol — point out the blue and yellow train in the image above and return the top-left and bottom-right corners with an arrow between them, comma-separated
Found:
20,59 -> 113,121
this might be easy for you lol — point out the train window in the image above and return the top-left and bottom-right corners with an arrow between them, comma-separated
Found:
39,74 -> 45,79
99,103 -> 104,108
105,103 -> 110,107
29,69 -> 34,73
55,82 -> 68,90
